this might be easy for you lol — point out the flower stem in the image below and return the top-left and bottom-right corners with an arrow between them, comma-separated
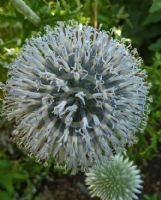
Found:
92,0 -> 98,28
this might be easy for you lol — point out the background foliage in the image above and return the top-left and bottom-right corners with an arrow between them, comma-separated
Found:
0,0 -> 161,199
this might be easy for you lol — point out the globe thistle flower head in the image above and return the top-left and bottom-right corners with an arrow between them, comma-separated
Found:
85,155 -> 142,200
0,21 -> 150,172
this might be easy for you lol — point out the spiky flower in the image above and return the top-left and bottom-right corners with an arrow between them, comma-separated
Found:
0,21 -> 150,172
85,155 -> 142,200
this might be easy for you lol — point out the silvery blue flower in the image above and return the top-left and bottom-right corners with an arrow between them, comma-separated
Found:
0,21 -> 150,172
85,155 -> 142,200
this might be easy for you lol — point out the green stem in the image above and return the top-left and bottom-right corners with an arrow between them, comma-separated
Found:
11,0 -> 41,26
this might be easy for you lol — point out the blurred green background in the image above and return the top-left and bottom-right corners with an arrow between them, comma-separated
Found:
0,0 -> 161,199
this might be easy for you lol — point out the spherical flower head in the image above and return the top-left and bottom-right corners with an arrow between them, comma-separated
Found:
85,155 -> 142,200
0,21 -> 150,172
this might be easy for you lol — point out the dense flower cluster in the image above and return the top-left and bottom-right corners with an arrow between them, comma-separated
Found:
86,155 -> 142,200
1,21 -> 150,172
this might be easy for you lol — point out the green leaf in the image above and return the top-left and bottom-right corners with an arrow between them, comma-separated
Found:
0,160 -> 11,169
12,172 -> 28,180
149,38 -> 161,51
0,191 -> 12,200
0,174 -> 14,193
150,0 -> 161,13
144,194 -> 161,200
144,11 -> 161,25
